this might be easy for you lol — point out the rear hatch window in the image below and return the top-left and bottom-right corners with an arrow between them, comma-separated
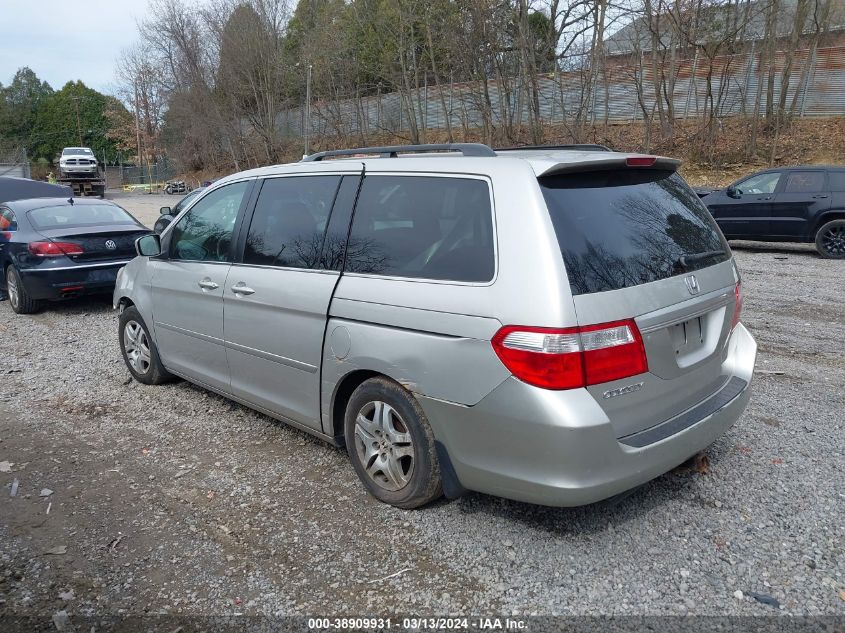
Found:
539,170 -> 729,295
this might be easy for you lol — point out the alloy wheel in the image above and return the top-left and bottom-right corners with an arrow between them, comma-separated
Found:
6,270 -> 19,310
123,320 -> 152,375
354,400 -> 415,491
821,225 -> 845,257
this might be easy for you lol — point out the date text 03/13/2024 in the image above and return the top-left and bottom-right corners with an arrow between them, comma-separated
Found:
307,617 -> 528,630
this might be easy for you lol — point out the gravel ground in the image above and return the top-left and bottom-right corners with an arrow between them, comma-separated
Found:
0,233 -> 843,622
107,191 -> 185,228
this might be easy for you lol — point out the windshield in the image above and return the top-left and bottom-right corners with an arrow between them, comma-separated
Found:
62,148 -> 93,156
28,204 -> 138,230
539,170 -> 730,295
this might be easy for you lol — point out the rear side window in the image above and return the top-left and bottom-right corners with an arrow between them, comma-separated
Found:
344,176 -> 494,282
540,170 -> 729,295
243,176 -> 341,269
783,171 -> 825,193
830,171 -> 845,191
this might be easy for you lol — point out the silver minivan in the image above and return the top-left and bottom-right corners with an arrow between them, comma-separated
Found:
114,143 -> 757,509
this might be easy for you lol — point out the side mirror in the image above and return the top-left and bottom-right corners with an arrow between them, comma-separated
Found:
136,234 -> 162,257
726,186 -> 740,199
159,206 -> 172,215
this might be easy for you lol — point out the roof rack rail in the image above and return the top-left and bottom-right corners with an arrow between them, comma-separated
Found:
301,143 -> 497,162
496,144 -> 612,152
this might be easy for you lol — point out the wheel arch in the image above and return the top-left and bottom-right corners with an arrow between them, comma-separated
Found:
811,210 -> 845,240
116,295 -> 135,310
329,369 -> 384,442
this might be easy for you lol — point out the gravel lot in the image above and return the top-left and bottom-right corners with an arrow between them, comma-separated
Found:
0,194 -> 843,622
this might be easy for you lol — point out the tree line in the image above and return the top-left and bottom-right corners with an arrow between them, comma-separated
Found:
120,0 -> 842,173
0,68 -> 135,167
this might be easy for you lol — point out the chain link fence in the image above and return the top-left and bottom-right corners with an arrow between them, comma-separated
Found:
0,146 -> 31,179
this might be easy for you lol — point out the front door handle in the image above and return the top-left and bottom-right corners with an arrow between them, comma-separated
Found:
198,278 -> 219,291
231,283 -> 255,296
812,194 -> 829,199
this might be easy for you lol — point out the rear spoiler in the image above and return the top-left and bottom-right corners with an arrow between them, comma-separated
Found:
533,155 -> 681,178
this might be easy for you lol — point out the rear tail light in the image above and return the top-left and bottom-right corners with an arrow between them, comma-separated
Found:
28,241 -> 84,257
730,281 -> 743,330
491,319 -> 648,390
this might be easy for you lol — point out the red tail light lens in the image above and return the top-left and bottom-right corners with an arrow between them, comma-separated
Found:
731,281 -> 743,330
28,241 -> 84,257
492,319 -> 648,390
626,156 -> 657,167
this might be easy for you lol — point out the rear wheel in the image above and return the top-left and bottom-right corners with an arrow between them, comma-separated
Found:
119,306 -> 173,385
815,219 -> 845,259
6,266 -> 41,314
344,377 -> 442,509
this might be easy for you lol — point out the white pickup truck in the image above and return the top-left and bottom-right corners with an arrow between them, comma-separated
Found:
57,147 -> 105,197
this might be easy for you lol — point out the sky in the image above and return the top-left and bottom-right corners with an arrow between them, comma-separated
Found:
0,0 -> 153,95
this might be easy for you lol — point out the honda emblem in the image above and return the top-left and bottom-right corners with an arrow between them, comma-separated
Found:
684,274 -> 700,295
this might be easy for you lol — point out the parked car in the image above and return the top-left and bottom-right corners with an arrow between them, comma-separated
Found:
154,186 -> 206,234
59,147 -> 99,177
114,143 -> 756,509
0,176 -> 72,203
701,166 -> 845,258
0,198 -> 150,314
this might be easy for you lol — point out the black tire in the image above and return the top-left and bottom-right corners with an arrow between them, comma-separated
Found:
164,185 -> 173,195
815,219 -> 845,259
118,306 -> 173,385
5,266 -> 42,314
344,376 -> 442,509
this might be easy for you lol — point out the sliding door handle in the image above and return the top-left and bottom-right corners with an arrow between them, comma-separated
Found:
231,283 -> 255,296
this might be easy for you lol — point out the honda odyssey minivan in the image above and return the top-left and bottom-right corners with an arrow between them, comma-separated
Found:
114,143 -> 757,509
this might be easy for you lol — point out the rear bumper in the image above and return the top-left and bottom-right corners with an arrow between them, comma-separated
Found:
19,261 -> 132,300
418,323 -> 757,507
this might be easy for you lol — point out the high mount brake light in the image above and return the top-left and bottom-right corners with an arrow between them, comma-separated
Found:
491,319 -> 648,390
28,241 -> 84,257
626,156 -> 657,167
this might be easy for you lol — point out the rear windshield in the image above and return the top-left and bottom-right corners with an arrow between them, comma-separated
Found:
539,170 -> 729,295
28,204 -> 137,230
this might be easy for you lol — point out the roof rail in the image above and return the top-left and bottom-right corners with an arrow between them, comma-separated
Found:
301,143 -> 497,162
496,144 -> 612,152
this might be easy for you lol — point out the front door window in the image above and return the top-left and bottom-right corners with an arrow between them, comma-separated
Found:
169,181 -> 250,262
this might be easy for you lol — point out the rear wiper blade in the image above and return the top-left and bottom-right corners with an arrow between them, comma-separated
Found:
677,250 -> 727,269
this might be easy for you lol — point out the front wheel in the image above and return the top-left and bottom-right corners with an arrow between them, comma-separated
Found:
344,377 -> 442,509
815,219 -> 845,259
6,266 -> 41,314
119,306 -> 173,385
164,185 -> 173,195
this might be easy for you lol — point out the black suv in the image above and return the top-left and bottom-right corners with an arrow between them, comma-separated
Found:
701,166 -> 845,258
